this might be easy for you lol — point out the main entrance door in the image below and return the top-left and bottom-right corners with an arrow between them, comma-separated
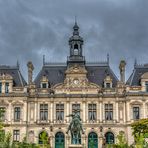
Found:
55,132 -> 65,148
88,132 -> 98,148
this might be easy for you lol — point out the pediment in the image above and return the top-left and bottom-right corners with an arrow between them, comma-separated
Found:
130,101 -> 143,105
11,101 -> 24,106
65,64 -> 87,75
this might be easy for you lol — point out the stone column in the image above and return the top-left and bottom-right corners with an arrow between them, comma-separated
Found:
82,99 -> 86,123
8,102 -> 11,122
100,101 -> 103,122
116,101 -> 119,122
143,102 -> 146,118
2,81 -> 5,93
66,135 -> 70,148
34,100 -> 37,122
27,61 -> 34,84
50,99 -> 53,123
126,102 -> 130,122
23,101 -> 27,122
82,134 -> 86,147
50,134 -> 54,148
123,102 -> 126,123
119,60 -> 126,83
67,98 -> 70,123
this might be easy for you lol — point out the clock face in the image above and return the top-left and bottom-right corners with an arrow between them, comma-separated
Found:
73,79 -> 79,85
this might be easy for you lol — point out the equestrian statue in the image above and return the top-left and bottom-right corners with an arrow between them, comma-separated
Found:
66,110 -> 84,144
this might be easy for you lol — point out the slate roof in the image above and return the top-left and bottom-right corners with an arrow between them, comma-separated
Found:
34,62 -> 118,88
126,64 -> 148,86
0,65 -> 27,87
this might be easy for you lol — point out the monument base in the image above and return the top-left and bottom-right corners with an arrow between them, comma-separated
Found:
68,144 -> 83,148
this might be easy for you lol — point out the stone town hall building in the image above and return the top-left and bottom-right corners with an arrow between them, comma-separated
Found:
0,22 -> 148,148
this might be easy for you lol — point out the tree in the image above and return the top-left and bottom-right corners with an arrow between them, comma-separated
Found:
131,118 -> 148,138
131,118 -> 148,148
115,131 -> 129,148
106,131 -> 129,148
39,131 -> 50,148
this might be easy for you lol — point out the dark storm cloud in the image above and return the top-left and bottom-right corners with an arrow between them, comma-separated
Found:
0,0 -> 148,80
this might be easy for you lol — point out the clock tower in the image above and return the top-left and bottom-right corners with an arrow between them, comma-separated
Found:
67,21 -> 85,66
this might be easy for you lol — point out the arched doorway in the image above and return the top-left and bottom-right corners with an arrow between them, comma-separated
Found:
88,132 -> 98,148
105,132 -> 114,144
38,131 -> 48,144
55,132 -> 65,148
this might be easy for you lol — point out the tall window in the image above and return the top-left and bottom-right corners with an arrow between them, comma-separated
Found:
5,82 -> 9,93
145,82 -> 148,92
72,104 -> 80,116
0,107 -> 5,121
56,104 -> 64,121
106,83 -> 111,88
0,82 -> 2,93
40,104 -> 48,121
42,83 -> 47,88
14,107 -> 21,121
105,104 -> 113,120
13,130 -> 20,142
74,44 -> 78,49
88,104 -> 96,121
133,107 -> 140,120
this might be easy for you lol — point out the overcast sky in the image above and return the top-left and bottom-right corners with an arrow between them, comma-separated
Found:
0,0 -> 148,81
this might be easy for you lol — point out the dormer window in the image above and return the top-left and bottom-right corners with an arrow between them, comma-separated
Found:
0,74 -> 13,93
42,83 -> 47,89
140,72 -> 148,92
40,76 -> 49,89
5,82 -> 9,93
104,75 -> 112,88
106,83 -> 111,88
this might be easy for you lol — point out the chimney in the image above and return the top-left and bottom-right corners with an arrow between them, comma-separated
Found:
27,61 -> 34,84
119,60 -> 126,83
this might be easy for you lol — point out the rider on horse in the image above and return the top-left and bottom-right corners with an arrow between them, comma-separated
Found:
66,110 -> 84,134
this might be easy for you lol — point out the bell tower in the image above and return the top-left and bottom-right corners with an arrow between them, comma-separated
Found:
67,21 -> 85,65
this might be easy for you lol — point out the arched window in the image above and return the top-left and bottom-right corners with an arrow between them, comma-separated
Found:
105,132 -> 114,144
55,132 -> 65,148
74,44 -> 79,55
74,44 -> 78,49
38,131 -> 48,144
88,132 -> 98,148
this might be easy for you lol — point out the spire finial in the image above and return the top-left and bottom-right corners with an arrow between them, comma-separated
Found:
75,15 -> 77,25
17,60 -> 20,69
107,53 -> 109,65
73,16 -> 79,35
134,58 -> 137,68
43,55 -> 45,65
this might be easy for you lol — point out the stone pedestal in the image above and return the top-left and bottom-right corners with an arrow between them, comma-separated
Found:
69,144 -> 83,148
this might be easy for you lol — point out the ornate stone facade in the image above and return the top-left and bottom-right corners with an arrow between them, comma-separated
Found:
0,23 -> 148,148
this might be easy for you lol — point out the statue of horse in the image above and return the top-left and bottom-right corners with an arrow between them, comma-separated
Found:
66,112 -> 84,144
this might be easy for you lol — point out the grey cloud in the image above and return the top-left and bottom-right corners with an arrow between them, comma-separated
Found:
0,0 -> 148,81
